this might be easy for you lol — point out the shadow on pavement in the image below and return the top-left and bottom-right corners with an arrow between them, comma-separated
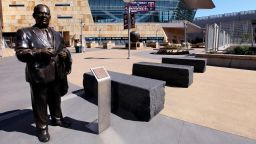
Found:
72,89 -> 97,106
61,117 -> 97,135
84,57 -> 126,60
0,109 -> 35,137
72,89 -> 140,122
0,109 -> 97,136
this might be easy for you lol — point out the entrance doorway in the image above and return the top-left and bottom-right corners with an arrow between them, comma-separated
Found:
62,31 -> 70,47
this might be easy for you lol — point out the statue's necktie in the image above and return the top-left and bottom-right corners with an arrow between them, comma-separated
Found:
43,29 -> 53,48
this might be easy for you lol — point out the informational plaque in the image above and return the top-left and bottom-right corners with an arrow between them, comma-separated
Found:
86,67 -> 111,134
91,67 -> 110,81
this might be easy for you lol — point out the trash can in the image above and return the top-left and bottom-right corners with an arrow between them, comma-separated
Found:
75,46 -> 82,53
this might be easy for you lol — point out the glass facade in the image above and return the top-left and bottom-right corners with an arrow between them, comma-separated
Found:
88,0 -> 196,23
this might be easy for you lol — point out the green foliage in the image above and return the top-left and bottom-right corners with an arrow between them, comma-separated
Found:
225,46 -> 256,55
240,33 -> 251,43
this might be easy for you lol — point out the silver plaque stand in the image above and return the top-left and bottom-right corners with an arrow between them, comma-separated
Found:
86,67 -> 111,134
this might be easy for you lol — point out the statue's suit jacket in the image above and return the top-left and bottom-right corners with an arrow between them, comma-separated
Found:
15,26 -> 72,87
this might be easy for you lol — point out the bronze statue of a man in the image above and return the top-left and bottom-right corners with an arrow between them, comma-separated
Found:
15,4 -> 72,142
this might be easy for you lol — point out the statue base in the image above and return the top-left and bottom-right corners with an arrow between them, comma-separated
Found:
103,41 -> 115,49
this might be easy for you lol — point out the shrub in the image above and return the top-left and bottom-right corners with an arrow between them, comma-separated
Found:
225,46 -> 255,55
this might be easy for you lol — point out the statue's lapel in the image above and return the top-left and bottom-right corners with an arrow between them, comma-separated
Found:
31,27 -> 51,47
48,28 -> 61,51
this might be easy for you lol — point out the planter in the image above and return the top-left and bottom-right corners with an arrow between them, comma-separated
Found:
196,54 -> 256,70
75,46 -> 82,53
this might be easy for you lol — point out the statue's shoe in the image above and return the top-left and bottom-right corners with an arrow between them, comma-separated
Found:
51,118 -> 71,128
37,129 -> 50,143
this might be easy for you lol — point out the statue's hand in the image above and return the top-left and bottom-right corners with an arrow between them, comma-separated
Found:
33,48 -> 54,56
33,48 -> 54,61
40,48 -> 55,56
47,48 -> 55,55
58,50 -> 67,60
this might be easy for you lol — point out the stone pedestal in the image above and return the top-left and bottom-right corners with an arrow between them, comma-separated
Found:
103,41 -> 115,49
83,71 -> 165,121
162,57 -> 207,73
87,41 -> 99,48
133,62 -> 194,88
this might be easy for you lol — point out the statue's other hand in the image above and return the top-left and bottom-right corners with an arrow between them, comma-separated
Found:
15,49 -> 34,62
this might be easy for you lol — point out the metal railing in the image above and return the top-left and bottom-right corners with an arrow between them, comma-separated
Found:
195,10 -> 256,21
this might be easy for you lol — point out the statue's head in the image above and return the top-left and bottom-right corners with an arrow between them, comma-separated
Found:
33,4 -> 51,28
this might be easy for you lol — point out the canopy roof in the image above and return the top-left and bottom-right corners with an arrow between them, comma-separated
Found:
161,21 -> 202,33
183,0 -> 215,9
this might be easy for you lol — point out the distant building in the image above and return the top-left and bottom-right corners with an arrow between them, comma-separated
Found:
89,0 -> 197,23
194,10 -> 256,43
0,0 -> 214,46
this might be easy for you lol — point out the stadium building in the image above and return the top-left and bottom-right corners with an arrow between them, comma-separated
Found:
194,10 -> 256,43
0,0 -> 214,47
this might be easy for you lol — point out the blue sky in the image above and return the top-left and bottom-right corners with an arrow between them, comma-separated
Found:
195,0 -> 256,17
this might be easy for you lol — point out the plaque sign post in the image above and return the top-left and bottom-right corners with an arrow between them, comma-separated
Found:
87,67 -> 111,134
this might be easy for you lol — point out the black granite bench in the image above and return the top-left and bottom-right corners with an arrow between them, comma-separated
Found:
83,71 -> 166,122
132,62 -> 193,87
162,57 -> 207,73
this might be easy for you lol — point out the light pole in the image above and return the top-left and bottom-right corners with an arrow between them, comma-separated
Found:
123,0 -> 134,59
184,21 -> 187,49
60,26 -> 64,37
99,28 -> 101,46
156,28 -> 161,48
80,19 -> 85,52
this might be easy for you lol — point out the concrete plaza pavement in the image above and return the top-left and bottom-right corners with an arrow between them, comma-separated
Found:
0,47 -> 256,143
69,48 -> 256,140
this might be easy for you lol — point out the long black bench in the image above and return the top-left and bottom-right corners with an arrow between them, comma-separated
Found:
162,57 -> 207,73
132,62 -> 193,87
83,71 -> 166,122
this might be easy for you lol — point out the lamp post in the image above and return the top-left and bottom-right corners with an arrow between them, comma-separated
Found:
80,19 -> 85,52
60,26 -> 64,37
156,28 -> 161,48
123,0 -> 134,59
99,28 -> 101,46
184,21 -> 187,49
